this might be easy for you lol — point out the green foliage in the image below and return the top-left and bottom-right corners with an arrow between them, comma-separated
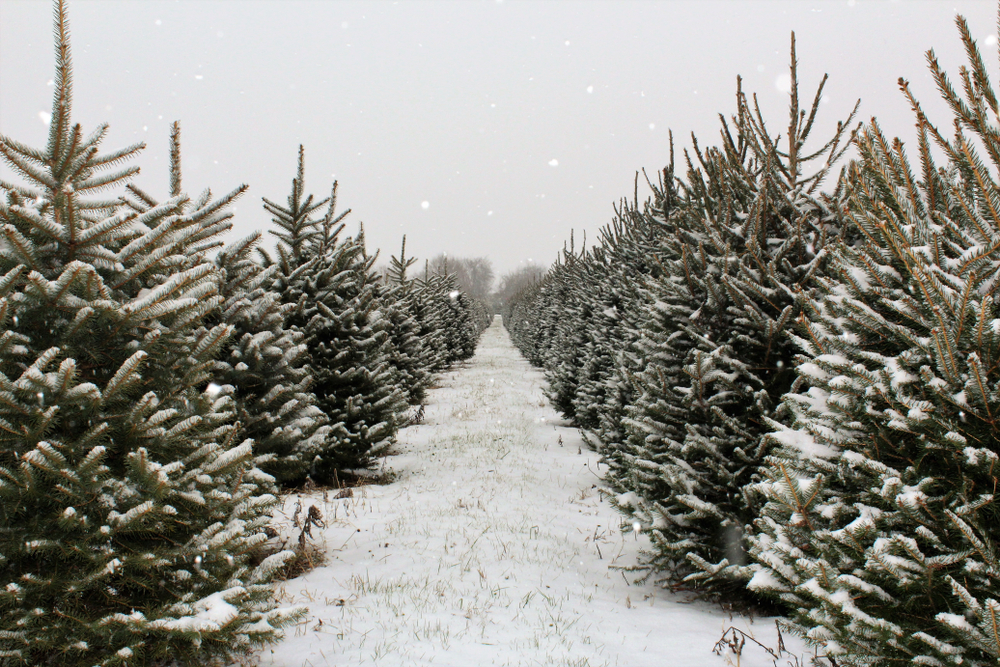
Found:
211,231 -> 329,484
382,237 -> 434,405
0,3 -> 301,664
122,124 -> 330,486
262,150 -> 409,475
746,14 -> 1000,666
419,265 -> 490,366
615,41 -> 857,603
505,36 -> 859,607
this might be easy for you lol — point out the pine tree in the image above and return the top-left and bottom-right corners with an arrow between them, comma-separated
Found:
121,124 -> 329,486
211,232 -> 329,484
262,151 -> 407,476
382,237 -> 433,405
0,3 -> 300,664
609,39 -> 858,603
747,15 -> 1000,665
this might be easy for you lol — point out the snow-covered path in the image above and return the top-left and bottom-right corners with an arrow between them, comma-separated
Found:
259,317 -> 804,666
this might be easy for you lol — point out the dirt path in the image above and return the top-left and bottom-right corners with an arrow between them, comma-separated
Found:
257,317 -> 799,667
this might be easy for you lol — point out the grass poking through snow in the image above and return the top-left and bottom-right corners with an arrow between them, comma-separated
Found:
256,317 -> 806,667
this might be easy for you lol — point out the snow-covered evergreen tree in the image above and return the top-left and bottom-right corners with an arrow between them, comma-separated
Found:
584,189 -> 677,444
747,15 -> 1000,665
121,124 -> 329,486
537,241 -> 592,420
382,237 -> 434,405
504,173 -> 679,443
419,264 -> 487,365
211,232 -> 329,484
0,4 -> 300,663
261,151 -> 407,476
613,48 -> 858,603
408,266 -> 450,376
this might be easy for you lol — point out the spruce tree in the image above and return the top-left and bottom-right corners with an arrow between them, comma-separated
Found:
421,266 -> 481,365
262,152 -> 407,476
610,40 -> 858,603
503,177 -> 679,445
211,232 -> 329,484
747,15 -> 1000,665
121,125 -> 329,486
0,3 -> 299,664
585,186 -> 678,444
408,266 -> 449,376
382,237 -> 433,405
538,243 -> 591,420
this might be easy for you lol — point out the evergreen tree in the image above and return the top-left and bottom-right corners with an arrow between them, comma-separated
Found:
503,178 -> 679,445
408,266 -> 449,376
747,15 -> 1000,665
121,125 -> 329,486
262,151 -> 407,476
538,241 -> 591,420
583,187 -> 676,443
0,3 -> 299,664
382,237 -> 433,405
609,42 -> 857,604
211,232 -> 329,484
421,265 -> 484,364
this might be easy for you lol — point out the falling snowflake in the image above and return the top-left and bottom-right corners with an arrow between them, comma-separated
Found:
775,73 -> 792,94
548,159 -> 559,167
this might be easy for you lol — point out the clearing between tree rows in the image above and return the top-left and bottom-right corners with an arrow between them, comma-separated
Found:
258,317 -> 804,667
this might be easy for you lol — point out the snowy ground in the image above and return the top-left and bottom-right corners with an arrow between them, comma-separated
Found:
257,317 -> 809,667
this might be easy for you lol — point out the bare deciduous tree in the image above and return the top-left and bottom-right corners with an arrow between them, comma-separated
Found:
427,254 -> 495,301
493,264 -> 546,311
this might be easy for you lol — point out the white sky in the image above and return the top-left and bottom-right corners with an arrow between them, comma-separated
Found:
0,1 -> 995,276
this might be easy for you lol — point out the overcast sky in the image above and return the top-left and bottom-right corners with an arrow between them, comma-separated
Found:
1,0 -> 996,277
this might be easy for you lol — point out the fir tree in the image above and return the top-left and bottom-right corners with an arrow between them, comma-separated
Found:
262,151 -> 407,476
747,15 -> 1000,665
0,3 -> 300,664
121,124 -> 329,486
382,237 -> 433,405
611,41 -> 857,603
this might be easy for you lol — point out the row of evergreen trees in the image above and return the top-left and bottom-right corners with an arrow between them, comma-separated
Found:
505,17 -> 1000,667
0,3 -> 489,665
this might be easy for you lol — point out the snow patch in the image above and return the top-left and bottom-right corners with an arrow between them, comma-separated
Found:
747,569 -> 786,592
769,429 -> 838,459
156,590 -> 240,633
